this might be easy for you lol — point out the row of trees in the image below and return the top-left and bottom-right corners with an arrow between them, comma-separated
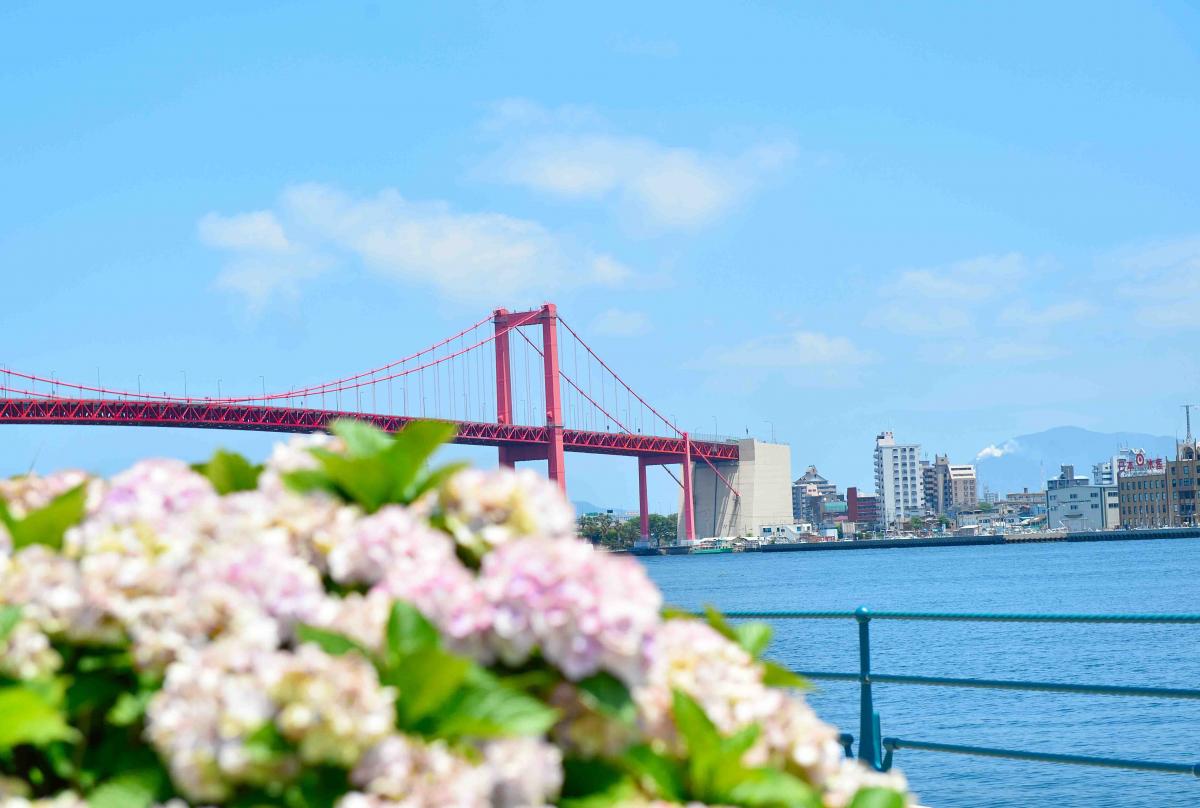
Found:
577,512 -> 678,549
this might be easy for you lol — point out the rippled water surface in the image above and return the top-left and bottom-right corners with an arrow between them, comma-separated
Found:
640,539 -> 1200,808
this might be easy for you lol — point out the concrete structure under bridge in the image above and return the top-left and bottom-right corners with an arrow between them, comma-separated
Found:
679,438 -> 793,539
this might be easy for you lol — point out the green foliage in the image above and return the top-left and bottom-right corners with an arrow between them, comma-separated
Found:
87,767 -> 167,808
0,604 -> 22,642
613,689 -> 822,807
703,605 -> 773,659
760,660 -> 809,691
576,671 -> 636,725
575,512 -> 677,549
298,600 -> 557,745
192,449 -> 262,494
0,685 -> 77,749
283,419 -> 465,513
559,757 -> 640,807
848,787 -> 908,808
0,484 -> 87,551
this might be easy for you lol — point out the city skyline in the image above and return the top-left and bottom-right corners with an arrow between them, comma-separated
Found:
4,3 -> 1200,511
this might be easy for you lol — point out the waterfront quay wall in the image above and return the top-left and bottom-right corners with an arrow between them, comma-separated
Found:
755,527 -> 1200,554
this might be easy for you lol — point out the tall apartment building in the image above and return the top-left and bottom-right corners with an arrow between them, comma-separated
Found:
921,454 -> 978,515
874,431 -> 923,528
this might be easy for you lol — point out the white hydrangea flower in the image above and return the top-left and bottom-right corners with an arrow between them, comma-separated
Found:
267,643 -> 397,768
258,433 -> 345,494
0,546 -> 112,643
147,641 -> 396,803
146,642 -> 290,802
321,505 -> 452,589
342,735 -> 491,808
482,736 -> 563,808
439,468 -> 575,556
0,469 -> 90,519
0,617 -> 61,680
821,758 -> 912,808
638,620 -> 852,787
480,537 -> 661,684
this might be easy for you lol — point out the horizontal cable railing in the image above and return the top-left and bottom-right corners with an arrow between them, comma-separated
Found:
714,607 -> 1200,779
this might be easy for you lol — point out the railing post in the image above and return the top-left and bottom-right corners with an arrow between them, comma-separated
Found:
856,606 -> 885,770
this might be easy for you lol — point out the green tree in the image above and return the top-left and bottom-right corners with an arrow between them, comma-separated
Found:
647,513 -> 678,545
906,516 -> 924,532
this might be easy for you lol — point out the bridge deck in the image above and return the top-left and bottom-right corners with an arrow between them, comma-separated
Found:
0,398 -> 740,462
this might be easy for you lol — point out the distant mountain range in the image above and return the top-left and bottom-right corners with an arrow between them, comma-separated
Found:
974,426 -> 1178,495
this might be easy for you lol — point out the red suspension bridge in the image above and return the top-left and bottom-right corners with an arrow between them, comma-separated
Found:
0,303 -> 739,541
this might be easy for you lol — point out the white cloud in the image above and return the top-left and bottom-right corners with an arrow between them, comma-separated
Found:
976,439 -> 1020,460
710,330 -> 871,368
1115,236 -> 1200,327
198,211 -> 290,252
200,184 -> 632,307
695,328 -> 870,390
590,308 -> 650,337
483,100 -> 795,230
999,300 -> 1096,327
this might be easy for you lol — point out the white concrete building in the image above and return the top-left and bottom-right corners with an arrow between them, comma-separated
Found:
874,431 -> 924,528
1047,464 -> 1120,532
686,438 -> 793,538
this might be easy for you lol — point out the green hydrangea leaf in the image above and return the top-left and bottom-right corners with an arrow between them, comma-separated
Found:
576,671 -> 636,724
294,624 -> 371,659
385,600 -> 440,659
732,622 -> 773,658
724,767 -> 822,808
87,766 -> 166,808
560,757 -> 639,807
330,419 -> 393,458
0,483 -> 87,552
848,787 -> 908,808
622,744 -> 686,801
671,688 -> 721,794
192,449 -> 262,494
430,674 -> 558,739
385,648 -> 471,727
0,605 -> 22,643
761,660 -> 810,691
0,684 -> 79,749
107,690 -> 154,727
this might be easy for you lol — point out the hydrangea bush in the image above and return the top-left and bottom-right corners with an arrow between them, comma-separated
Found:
0,420 -> 912,808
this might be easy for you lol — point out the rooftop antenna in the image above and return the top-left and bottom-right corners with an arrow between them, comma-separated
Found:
1184,404 -> 1196,443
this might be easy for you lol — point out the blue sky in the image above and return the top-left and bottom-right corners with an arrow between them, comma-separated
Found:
3,2 -> 1200,510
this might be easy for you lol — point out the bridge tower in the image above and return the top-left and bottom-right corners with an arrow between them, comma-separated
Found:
492,304 -> 567,492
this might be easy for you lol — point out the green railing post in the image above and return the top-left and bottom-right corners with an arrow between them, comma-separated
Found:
856,606 -> 885,770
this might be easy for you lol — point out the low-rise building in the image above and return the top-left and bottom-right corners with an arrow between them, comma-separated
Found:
1118,470 -> 1169,528
1047,464 -> 1119,532
1166,439 -> 1200,526
791,466 -> 838,523
846,487 -> 881,528
1005,488 -> 1046,515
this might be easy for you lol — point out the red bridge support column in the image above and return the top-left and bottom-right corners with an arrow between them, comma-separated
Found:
638,457 -> 650,541
540,303 -> 566,493
682,432 -> 696,542
493,308 -> 516,468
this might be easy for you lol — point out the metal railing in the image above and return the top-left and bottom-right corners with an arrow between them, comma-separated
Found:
723,607 -> 1200,778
